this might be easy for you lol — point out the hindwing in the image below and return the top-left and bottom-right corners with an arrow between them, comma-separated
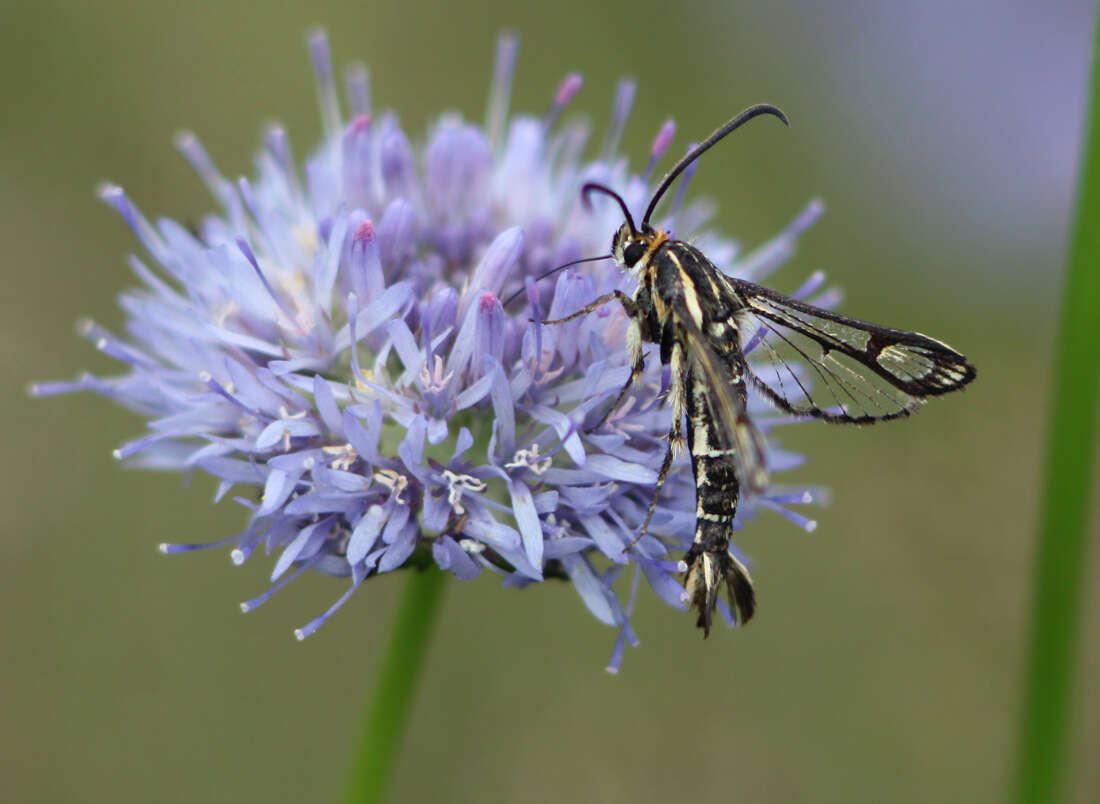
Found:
726,277 -> 976,423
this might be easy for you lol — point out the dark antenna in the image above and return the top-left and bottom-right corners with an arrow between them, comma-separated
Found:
501,106 -> 785,308
642,104 -> 788,227
500,253 -> 613,307
581,182 -> 637,234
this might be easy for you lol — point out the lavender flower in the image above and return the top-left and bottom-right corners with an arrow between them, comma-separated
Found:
32,31 -> 828,671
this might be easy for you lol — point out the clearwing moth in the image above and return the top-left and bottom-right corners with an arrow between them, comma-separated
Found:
538,104 -> 976,636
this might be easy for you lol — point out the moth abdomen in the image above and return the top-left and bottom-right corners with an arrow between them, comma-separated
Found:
684,522 -> 756,637
682,365 -> 756,636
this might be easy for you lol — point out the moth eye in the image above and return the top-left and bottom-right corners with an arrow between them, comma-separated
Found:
623,241 -> 646,267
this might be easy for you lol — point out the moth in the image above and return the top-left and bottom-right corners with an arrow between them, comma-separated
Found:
542,104 -> 976,636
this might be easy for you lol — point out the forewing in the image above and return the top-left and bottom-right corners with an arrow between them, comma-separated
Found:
729,277 -> 976,423
677,310 -> 769,494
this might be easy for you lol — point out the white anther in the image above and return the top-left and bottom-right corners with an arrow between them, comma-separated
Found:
214,300 -> 239,327
322,443 -> 358,471
441,469 -> 486,514
277,405 -> 308,451
373,468 -> 409,504
419,355 -> 454,394
504,444 -> 552,475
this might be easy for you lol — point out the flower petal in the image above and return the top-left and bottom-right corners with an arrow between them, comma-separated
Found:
432,535 -> 481,581
561,554 -> 616,625
348,505 -> 387,565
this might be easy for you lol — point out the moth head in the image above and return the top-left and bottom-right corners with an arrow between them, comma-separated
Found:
582,182 -> 646,270
611,222 -> 656,273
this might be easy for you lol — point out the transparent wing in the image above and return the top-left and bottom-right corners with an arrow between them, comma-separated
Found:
729,277 -> 976,423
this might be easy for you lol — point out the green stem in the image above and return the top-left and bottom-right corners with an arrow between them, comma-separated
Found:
1015,10 -> 1100,804
345,568 -> 447,804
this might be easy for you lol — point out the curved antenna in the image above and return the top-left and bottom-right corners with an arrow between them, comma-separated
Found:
581,182 -> 637,234
642,103 -> 789,227
500,253 -> 613,307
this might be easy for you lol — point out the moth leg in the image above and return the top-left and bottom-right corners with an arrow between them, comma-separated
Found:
622,344 -> 687,553
540,289 -> 636,325
621,421 -> 679,552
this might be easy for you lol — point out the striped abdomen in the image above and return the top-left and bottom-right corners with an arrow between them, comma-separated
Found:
682,367 -> 756,636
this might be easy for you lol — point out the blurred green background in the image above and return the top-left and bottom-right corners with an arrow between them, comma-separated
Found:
5,1 -> 1098,802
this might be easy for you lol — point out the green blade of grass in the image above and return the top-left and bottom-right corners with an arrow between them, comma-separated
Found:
1015,10 -> 1100,803
344,568 -> 447,804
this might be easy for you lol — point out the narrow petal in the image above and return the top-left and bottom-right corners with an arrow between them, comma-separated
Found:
295,565 -> 368,640
312,375 -> 344,437
378,523 -> 417,573
561,554 -> 616,625
508,479 -> 544,572
348,505 -> 387,565
468,227 -> 524,300
271,519 -> 331,581
432,535 -> 481,581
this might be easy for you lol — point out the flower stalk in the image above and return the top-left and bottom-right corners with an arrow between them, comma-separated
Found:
345,569 -> 446,804
1014,11 -> 1100,803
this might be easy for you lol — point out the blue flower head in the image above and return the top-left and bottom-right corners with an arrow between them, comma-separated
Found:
33,31 -> 829,671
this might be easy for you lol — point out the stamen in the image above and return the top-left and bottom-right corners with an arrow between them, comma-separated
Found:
442,469 -> 487,514
322,443 -> 359,471
230,524 -> 270,566
113,433 -> 170,460
174,131 -> 239,219
419,355 -> 455,393
294,569 -> 366,640
486,32 -> 519,148
236,238 -> 304,333
668,141 -> 699,223
790,197 -> 825,236
97,184 -> 171,267
91,332 -> 155,370
792,270 -> 827,300
767,490 -> 814,505
264,124 -> 301,197
504,444 -> 553,475
759,498 -> 818,532
27,379 -> 87,397
544,73 -> 583,129
306,28 -> 342,142
200,371 -> 261,418
808,287 -> 843,309
230,544 -> 253,565
374,468 -> 409,503
737,199 -> 826,281
602,78 -> 636,160
345,63 -> 371,117
346,293 -> 368,386
239,558 -> 317,613
644,119 -> 676,181
605,568 -> 643,674
157,530 -> 243,555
